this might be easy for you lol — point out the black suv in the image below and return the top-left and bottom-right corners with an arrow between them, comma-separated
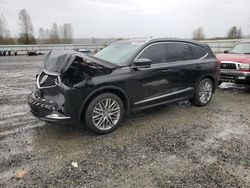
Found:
28,38 -> 219,134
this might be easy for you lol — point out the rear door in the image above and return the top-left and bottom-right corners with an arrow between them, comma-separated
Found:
162,42 -> 211,92
188,44 -> 211,82
159,42 -> 197,98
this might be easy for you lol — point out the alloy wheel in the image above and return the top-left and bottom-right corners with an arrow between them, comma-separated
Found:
198,81 -> 213,104
92,98 -> 121,130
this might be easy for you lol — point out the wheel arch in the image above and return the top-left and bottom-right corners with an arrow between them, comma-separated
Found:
195,74 -> 217,93
78,86 -> 130,122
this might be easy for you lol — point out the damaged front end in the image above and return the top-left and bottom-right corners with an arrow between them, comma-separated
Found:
28,50 -> 116,124
28,69 -> 71,123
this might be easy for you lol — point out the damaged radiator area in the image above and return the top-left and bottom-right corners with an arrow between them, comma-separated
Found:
61,56 -> 112,87
38,50 -> 115,88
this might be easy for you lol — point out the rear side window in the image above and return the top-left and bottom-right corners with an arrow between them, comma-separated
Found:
138,43 -> 166,64
164,43 -> 193,62
189,45 -> 208,59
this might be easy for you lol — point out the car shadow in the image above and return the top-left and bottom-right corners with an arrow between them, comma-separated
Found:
31,99 -> 191,143
31,82 -> 250,144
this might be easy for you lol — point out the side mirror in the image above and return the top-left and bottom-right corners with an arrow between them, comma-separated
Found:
132,58 -> 151,69
224,50 -> 229,54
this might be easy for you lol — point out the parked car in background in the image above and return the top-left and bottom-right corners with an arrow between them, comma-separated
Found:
217,41 -> 250,85
28,38 -> 219,134
77,48 -> 91,54
0,49 -> 7,56
27,49 -> 44,56
27,49 -> 38,56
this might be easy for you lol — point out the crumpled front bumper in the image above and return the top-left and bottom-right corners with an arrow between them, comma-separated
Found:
220,70 -> 250,83
27,90 -> 74,124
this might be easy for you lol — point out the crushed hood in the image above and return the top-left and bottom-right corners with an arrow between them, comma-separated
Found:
43,50 -> 117,73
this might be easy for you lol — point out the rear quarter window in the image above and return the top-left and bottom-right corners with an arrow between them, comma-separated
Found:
189,45 -> 208,59
164,43 -> 193,62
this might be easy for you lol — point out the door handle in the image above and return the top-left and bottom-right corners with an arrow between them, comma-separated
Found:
195,64 -> 202,68
161,69 -> 170,73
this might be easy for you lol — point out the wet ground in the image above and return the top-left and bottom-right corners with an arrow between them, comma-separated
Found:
0,56 -> 250,187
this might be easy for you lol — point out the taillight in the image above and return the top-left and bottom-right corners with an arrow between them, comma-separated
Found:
216,59 -> 221,65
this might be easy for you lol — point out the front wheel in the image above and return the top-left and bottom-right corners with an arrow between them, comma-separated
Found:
85,93 -> 124,134
191,78 -> 214,107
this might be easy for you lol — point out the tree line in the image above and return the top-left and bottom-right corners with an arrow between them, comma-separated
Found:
192,26 -> 243,40
0,9 -> 73,45
0,8 -> 246,45
37,23 -> 73,44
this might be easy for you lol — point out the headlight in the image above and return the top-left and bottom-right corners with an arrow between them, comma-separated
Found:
238,63 -> 250,70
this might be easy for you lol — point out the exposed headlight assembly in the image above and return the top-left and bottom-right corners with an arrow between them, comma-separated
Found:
238,63 -> 250,70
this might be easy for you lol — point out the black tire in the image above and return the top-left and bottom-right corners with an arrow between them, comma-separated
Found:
84,93 -> 124,134
191,78 -> 214,107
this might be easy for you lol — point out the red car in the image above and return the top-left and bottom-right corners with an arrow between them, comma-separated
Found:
216,41 -> 250,85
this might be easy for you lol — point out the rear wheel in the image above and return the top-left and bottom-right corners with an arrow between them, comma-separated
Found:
85,93 -> 124,134
191,78 -> 214,107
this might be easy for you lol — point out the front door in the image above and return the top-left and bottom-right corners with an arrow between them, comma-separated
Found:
130,43 -> 181,110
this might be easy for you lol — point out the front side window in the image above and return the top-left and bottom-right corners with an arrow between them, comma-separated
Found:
230,43 -> 250,54
138,43 -> 166,64
164,43 -> 193,62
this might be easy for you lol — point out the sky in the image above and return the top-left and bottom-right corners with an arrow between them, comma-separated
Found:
0,0 -> 250,39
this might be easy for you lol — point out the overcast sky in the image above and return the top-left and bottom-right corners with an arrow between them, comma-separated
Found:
1,0 -> 250,38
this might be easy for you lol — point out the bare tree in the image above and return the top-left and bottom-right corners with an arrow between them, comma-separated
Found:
0,14 -> 14,44
227,26 -> 237,39
38,28 -> 45,39
192,27 -> 205,40
236,28 -> 242,39
0,15 -> 5,41
227,26 -> 242,39
44,28 -> 50,41
48,23 -> 61,44
37,27 -> 45,44
61,23 -> 73,44
18,9 -> 36,44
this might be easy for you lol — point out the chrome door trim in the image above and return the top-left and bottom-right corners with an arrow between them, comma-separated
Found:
134,87 -> 193,105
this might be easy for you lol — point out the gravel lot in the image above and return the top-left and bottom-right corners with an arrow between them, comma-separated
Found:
0,56 -> 250,187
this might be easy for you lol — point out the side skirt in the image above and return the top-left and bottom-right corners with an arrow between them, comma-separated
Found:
133,95 -> 193,112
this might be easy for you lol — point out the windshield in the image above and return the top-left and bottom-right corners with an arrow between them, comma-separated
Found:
94,41 -> 143,65
230,43 -> 250,54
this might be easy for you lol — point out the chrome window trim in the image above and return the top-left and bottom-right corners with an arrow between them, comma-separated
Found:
134,87 -> 193,105
199,52 -> 209,59
134,41 -> 209,63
